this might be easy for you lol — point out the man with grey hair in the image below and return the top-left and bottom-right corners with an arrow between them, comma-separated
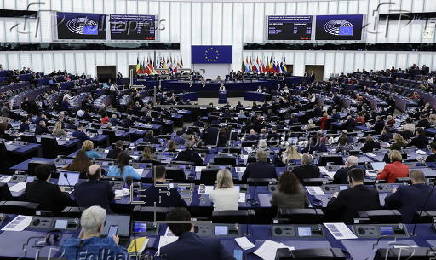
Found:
242,150 -> 277,182
292,153 -> 321,182
333,156 -> 360,184
60,206 -> 127,260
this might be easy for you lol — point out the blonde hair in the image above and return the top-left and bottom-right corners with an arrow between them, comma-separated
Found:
82,140 -> 94,151
393,133 -> 405,143
283,146 -> 302,162
215,169 -> 234,189
389,150 -> 402,162
53,121 -> 62,131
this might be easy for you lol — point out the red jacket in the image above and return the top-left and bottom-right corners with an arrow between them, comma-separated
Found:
320,117 -> 329,130
376,161 -> 409,183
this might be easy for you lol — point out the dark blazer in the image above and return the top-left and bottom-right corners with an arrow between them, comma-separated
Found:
409,135 -> 429,149
106,148 -> 122,160
176,149 -> 203,165
160,232 -> 234,260
203,127 -> 219,145
0,183 -> 12,201
361,141 -> 381,153
333,165 -> 359,184
385,183 -> 436,223
19,123 -> 30,132
73,180 -> 114,210
242,161 -> 277,182
24,180 -> 71,211
142,183 -> 187,207
326,184 -> 381,223
292,164 -> 320,182
35,125 -> 49,135
72,130 -> 89,141
426,153 -> 436,163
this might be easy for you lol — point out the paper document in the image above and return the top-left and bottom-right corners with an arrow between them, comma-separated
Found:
366,153 -> 377,157
306,186 -> 325,195
157,236 -> 179,255
0,176 -> 11,183
114,188 -> 130,199
195,166 -> 207,172
9,182 -> 26,193
2,215 -> 32,232
235,167 -> 246,173
416,150 -> 427,155
254,240 -> 295,260
235,236 -> 255,250
238,193 -> 246,203
134,168 -> 144,176
324,222 -> 357,240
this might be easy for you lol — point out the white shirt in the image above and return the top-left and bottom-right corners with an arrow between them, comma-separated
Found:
209,187 -> 239,211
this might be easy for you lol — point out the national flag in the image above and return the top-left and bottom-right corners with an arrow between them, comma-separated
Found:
135,57 -> 141,73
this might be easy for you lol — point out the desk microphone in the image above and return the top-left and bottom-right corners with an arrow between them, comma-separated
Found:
63,172 -> 72,187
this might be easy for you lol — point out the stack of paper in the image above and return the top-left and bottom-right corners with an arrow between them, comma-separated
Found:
0,176 -> 11,183
324,222 -> 357,240
306,186 -> 325,195
128,237 -> 149,253
238,193 -> 246,203
9,182 -> 26,193
1,215 -> 32,231
235,236 -> 255,250
114,188 -> 130,199
254,240 -> 295,260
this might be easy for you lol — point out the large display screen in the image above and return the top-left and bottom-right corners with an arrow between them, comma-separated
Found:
110,14 -> 157,40
315,14 -> 364,40
56,12 -> 106,40
267,15 -> 313,40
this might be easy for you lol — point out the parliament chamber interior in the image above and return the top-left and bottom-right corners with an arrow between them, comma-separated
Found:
1,0 -> 436,259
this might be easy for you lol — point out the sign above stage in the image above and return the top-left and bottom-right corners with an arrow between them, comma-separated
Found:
192,45 -> 232,64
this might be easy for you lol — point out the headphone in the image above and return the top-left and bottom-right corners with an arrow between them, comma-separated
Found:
44,230 -> 62,246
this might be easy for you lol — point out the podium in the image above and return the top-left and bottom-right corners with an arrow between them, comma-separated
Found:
218,90 -> 227,104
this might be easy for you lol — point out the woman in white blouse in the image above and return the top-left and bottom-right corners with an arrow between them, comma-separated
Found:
209,169 -> 239,211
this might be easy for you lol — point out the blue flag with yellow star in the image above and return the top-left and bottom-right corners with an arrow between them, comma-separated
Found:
192,45 -> 232,64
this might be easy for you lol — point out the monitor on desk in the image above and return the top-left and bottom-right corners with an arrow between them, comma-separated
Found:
58,172 -> 80,186
370,162 -> 386,171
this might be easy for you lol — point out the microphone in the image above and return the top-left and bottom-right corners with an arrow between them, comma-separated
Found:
63,172 -> 72,187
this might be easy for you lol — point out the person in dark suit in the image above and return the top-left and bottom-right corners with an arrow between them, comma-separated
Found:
24,165 -> 71,211
333,156 -> 360,184
203,126 -> 220,146
385,170 -> 436,223
361,136 -> 381,153
408,128 -> 429,149
326,168 -> 381,223
0,182 -> 12,201
175,141 -> 203,165
242,150 -> 277,182
106,141 -> 124,160
19,117 -> 30,132
35,120 -> 49,135
73,165 -> 114,211
426,142 -> 436,163
160,208 -> 234,260
244,129 -> 258,141
142,166 -> 187,207
72,124 -> 89,142
292,153 -> 320,182
373,116 -> 385,134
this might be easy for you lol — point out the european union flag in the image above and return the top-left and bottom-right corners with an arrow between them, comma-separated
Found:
192,45 -> 232,64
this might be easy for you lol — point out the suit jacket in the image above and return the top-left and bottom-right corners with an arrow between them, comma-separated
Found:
203,127 -> 219,145
293,164 -> 320,182
385,183 -> 436,223
242,161 -> 277,182
426,153 -> 436,163
326,184 -> 381,223
160,232 -> 234,260
142,183 -> 187,207
176,149 -> 203,165
0,183 -> 12,201
72,130 -> 89,141
376,161 -> 409,183
73,180 -> 114,210
24,180 -> 71,211
106,148 -> 122,160
409,135 -> 429,149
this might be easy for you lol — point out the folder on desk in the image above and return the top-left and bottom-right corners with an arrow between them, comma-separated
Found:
128,237 -> 149,253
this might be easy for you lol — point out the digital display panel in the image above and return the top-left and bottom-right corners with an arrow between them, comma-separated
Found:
315,14 -> 364,40
380,226 -> 394,236
267,15 -> 313,40
110,14 -> 156,40
215,226 -> 228,235
297,227 -> 312,237
56,12 -> 106,40
133,222 -> 147,233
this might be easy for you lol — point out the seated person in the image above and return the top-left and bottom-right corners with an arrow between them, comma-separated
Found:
333,156 -> 360,184
160,208 -> 234,260
73,165 -> 114,211
281,145 -> 302,164
361,136 -> 380,153
271,171 -> 306,209
19,117 -> 30,132
35,120 -> 49,135
292,153 -> 320,182
426,142 -> 436,163
326,168 -> 381,223
167,140 -> 177,153
82,140 -> 102,159
175,141 -> 203,165
242,150 -> 277,182
172,130 -> 186,145
60,206 -> 127,260
64,150 -> 91,178
408,127 -> 429,149
143,130 -> 158,144
107,152 -> 141,181
141,146 -> 159,164
391,134 -> 407,151
209,169 -> 239,211
52,121 -> 66,137
244,129 -> 258,141
385,170 -> 436,223
0,182 -> 12,201
106,140 -> 124,160
72,124 -> 89,141
23,165 -> 71,211
377,150 -> 409,183
142,166 -> 186,207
